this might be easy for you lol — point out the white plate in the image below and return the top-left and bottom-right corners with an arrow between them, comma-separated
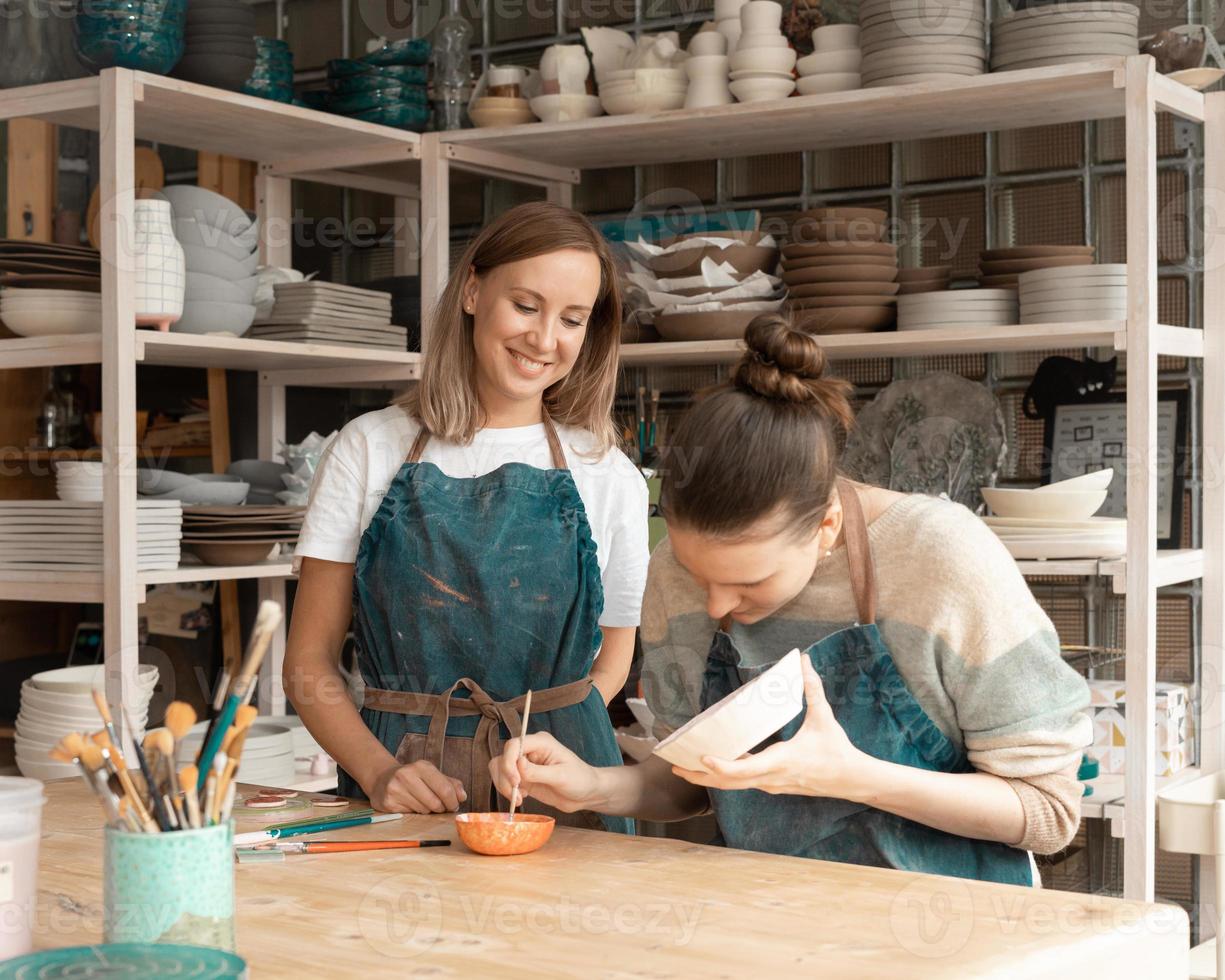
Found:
15,758 -> 80,781
30,663 -> 158,694
981,486 -> 1107,520
898,288 -> 1017,303
1001,537 -> 1127,560
1018,264 -> 1126,283
984,514 -> 1124,529
1018,287 -> 1126,304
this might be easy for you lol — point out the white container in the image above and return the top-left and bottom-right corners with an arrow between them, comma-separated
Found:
133,199 -> 185,331
685,54 -> 732,108
0,777 -> 46,959
539,43 -> 590,93
733,32 -> 789,49
688,29 -> 727,56
740,0 -> 783,34
813,23 -> 860,51
730,76 -> 796,102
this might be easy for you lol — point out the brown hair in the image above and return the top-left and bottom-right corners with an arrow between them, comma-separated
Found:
397,201 -> 622,454
660,314 -> 855,539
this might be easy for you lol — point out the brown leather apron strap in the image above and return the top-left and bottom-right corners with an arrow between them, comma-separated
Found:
836,478 -> 877,625
363,675 -> 594,810
405,410 -> 567,470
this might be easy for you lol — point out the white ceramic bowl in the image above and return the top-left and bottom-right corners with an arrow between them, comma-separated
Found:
159,185 -> 255,240
797,48 -> 861,74
813,23 -> 860,50
729,68 -> 794,79
185,271 -> 258,304
173,217 -> 258,264
30,663 -> 157,694
980,486 -> 1108,521
796,72 -> 862,94
140,478 -> 250,506
528,93 -> 603,122
1,294 -> 101,310
729,45 -> 796,72
15,757 -> 79,781
600,89 -> 686,115
731,76 -> 795,101
1,308 -> 101,336
172,300 -> 256,336
181,243 -> 259,279
654,648 -> 805,773
1038,468 -> 1115,494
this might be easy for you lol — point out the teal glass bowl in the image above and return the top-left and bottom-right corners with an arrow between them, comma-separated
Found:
74,25 -> 183,73
360,37 -> 431,66
328,85 -> 428,115
328,63 -> 427,90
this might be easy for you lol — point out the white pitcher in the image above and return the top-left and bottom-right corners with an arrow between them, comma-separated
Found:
133,199 -> 184,331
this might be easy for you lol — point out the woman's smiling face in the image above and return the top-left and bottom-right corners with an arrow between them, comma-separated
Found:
464,249 -> 601,421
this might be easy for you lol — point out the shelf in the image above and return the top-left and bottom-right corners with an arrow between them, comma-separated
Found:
0,561 -> 296,603
0,71 -> 420,170
439,58 -> 1203,169
1082,766 -> 1201,826
0,331 -> 422,382
1017,549 -> 1203,593
140,561 -> 296,586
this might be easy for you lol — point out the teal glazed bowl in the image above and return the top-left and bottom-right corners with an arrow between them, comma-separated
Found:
329,66 -> 428,93
360,36 -> 431,66
74,26 -> 183,73
346,101 -> 432,130
327,85 -> 428,115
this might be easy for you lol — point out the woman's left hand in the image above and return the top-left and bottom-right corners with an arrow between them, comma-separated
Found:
672,656 -> 867,798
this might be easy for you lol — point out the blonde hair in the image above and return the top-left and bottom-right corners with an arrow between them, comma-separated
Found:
397,201 -> 622,455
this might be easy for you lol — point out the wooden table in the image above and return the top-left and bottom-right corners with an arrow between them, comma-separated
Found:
30,781 -> 1188,978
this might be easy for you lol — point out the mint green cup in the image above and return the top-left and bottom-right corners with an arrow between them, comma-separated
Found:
103,822 -> 235,950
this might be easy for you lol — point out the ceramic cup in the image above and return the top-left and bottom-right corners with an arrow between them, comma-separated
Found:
813,23 -> 860,51
740,0 -> 783,35
689,28 -> 727,56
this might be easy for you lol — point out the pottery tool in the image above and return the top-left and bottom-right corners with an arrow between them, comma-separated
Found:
90,729 -> 158,832
122,706 -> 172,832
179,765 -> 202,829
258,839 -> 451,854
233,812 -> 403,847
196,600 -> 283,792
508,689 -> 532,820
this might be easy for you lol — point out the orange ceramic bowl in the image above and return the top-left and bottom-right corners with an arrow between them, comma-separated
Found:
455,812 -> 555,856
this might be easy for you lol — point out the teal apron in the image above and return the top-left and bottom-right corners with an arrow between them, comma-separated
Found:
699,481 -> 1033,884
345,413 -> 633,834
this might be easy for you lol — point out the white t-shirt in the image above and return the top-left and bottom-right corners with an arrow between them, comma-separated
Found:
295,405 -> 650,628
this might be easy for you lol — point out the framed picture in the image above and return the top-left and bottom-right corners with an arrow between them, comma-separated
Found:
1042,391 -> 1188,548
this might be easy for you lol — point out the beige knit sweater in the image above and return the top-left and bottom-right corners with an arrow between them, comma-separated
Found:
639,493 -> 1092,855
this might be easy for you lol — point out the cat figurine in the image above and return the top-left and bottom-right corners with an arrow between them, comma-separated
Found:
1022,355 -> 1118,420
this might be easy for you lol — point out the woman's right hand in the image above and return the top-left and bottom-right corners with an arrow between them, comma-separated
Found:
490,732 -> 603,813
365,760 -> 467,814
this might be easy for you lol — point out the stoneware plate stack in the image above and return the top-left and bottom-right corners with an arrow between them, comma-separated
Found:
0,287 -> 102,337
1018,264 -> 1127,323
896,288 -> 1018,331
783,207 -> 898,334
181,505 -> 304,566
990,2 -> 1139,72
858,0 -> 986,88
0,239 -> 101,291
978,244 -> 1095,289
896,266 -> 951,295
179,720 -> 297,787
0,499 -> 182,573
252,281 -> 403,349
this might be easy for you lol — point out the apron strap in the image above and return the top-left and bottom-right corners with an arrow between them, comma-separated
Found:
363,675 -> 594,810
836,478 -> 877,626
405,410 -> 567,470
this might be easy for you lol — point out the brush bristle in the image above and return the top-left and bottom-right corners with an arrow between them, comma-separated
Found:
147,728 -> 174,758
220,726 -> 238,754
234,704 -> 258,731
179,765 -> 198,792
49,746 -> 74,763
79,743 -> 104,771
90,729 -> 110,747
255,599 -> 283,633
226,728 -> 250,765
164,701 -> 196,739
62,731 -> 86,756
90,688 -> 113,723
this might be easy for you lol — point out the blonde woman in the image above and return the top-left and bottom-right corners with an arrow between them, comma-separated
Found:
285,202 -> 646,832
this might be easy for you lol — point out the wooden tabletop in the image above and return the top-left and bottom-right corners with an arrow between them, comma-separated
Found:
31,780 -> 1188,978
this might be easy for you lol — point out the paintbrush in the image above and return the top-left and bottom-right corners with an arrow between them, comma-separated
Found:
508,689 -> 532,820
204,753 -> 226,826
122,706 -> 172,832
179,765 -> 202,830
233,813 -> 404,847
215,724 -> 252,824
91,730 -> 158,832
163,702 -> 196,815
262,839 -> 452,854
51,733 -> 112,816
143,729 -> 184,829
197,601 -> 282,792
77,742 -> 123,828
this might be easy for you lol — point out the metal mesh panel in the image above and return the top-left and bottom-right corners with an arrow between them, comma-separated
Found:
1156,851 -> 1195,909
564,0 -> 635,29
641,161 -> 717,204
727,153 -> 804,201
576,168 -> 637,214
491,0 -> 556,44
832,358 -> 892,388
1160,275 -> 1190,327
891,354 -> 986,380
1096,114 -> 1183,163
996,124 -> 1085,175
1000,390 -> 1047,480
992,180 -> 1085,248
1035,593 -> 1090,646
901,134 -> 985,184
1094,169 -> 1189,265
1099,594 -> 1196,684
811,145 -> 892,192
898,189 -> 986,278
995,348 -> 1087,381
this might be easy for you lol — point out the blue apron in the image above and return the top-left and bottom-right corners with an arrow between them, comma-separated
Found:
699,480 -> 1033,884
344,413 -> 633,834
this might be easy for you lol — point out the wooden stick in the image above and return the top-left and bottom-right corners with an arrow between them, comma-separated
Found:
508,689 -> 532,820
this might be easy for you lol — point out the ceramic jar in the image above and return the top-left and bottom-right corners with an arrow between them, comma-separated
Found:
132,199 -> 184,331
685,54 -> 731,108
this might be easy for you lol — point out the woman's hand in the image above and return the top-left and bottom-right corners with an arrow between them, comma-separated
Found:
365,760 -> 467,814
489,732 -> 604,813
672,657 -> 866,797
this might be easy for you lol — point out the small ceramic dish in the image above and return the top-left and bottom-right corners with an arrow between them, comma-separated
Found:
813,24 -> 860,51
1037,468 -> 1115,494
796,49 -> 860,74
795,72 -> 860,95
729,76 -> 795,102
455,812 -> 556,855
980,486 -> 1108,521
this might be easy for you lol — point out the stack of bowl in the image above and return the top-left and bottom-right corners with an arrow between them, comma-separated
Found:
1018,264 -> 1127,323
179,720 -> 297,787
226,459 -> 290,505
0,288 -> 101,337
55,461 -> 103,502
897,288 -> 1018,331
897,266 -> 951,294
978,245 -> 1095,289
137,468 -> 250,505
728,1 -> 795,103
16,664 -> 158,782
172,0 -> 254,91
991,2 -> 1139,72
243,36 -> 293,103
858,0 -> 985,87
783,207 -> 898,335
160,185 -> 258,336
796,24 -> 861,95
469,97 -> 535,127
599,68 -> 687,114
73,0 -> 186,75
181,505 -> 303,565
980,470 -> 1123,560
324,58 -> 430,130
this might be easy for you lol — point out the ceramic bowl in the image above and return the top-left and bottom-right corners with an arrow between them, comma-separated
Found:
732,32 -> 789,49
326,85 -> 428,115
729,75 -> 795,101
797,48 -> 860,74
0,307 -> 101,336
31,663 -> 157,694
796,72 -> 860,94
1037,468 -> 1115,494
74,27 -> 184,74
813,23 -> 860,50
654,648 -> 805,772
160,185 -> 253,238
173,217 -> 257,263
171,299 -> 256,337
600,89 -> 686,114
142,480 -> 251,506
185,271 -> 258,303
361,36 -> 431,66
329,66 -> 428,92
469,101 -> 536,128
528,93 -> 603,122
728,45 -> 796,73
980,486 -> 1108,521
172,52 -> 256,90
455,813 -> 556,856
188,540 -> 277,564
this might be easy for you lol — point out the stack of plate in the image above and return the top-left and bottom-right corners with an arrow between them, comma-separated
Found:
784,207 -> 898,334
897,266 -> 951,295
226,460 -> 290,505
858,0 -> 985,88
0,500 -> 182,573
980,469 -> 1122,558
55,461 -> 103,502
262,714 -> 329,769
990,3 -> 1139,73
1018,264 -> 1127,323
252,282 -> 404,350
182,505 -> 304,566
0,287 -> 101,337
978,245 -> 1095,289
179,721 -> 297,788
0,239 -> 100,291
897,288 -> 1017,331
16,664 -> 158,782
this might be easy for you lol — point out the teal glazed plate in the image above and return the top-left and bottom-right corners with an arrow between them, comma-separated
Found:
360,37 -> 431,66
347,102 -> 432,130
326,59 -> 427,84
329,67 -> 428,93
0,943 -> 248,979
327,85 -> 428,114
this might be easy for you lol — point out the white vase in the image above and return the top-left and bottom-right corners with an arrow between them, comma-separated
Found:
133,199 -> 184,331
685,55 -> 732,108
